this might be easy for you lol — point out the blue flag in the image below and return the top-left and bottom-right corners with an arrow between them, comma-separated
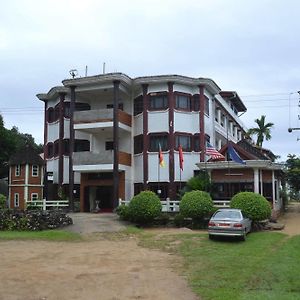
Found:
228,144 -> 246,165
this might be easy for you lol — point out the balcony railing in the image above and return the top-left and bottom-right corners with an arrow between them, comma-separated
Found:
74,109 -> 132,127
73,151 -> 131,166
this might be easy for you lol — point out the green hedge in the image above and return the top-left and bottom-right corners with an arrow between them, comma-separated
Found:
127,191 -> 162,225
230,192 -> 271,221
179,190 -> 214,221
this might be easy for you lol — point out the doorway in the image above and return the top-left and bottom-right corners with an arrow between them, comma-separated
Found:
96,186 -> 113,212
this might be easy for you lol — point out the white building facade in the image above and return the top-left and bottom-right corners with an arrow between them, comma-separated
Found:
37,73 -> 247,212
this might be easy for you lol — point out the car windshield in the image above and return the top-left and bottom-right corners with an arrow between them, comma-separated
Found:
213,210 -> 241,219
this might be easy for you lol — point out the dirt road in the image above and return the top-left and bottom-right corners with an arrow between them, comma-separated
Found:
0,237 -> 198,300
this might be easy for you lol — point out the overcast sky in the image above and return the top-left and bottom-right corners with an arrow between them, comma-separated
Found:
1,0 -> 300,161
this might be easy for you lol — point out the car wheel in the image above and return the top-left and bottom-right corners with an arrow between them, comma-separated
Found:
209,234 -> 214,240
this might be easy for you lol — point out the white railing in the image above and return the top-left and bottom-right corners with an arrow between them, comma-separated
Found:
26,199 -> 69,211
213,200 -> 230,208
119,198 -> 230,212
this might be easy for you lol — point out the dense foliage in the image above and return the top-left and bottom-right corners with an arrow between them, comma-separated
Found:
126,191 -> 162,225
0,114 -> 43,178
286,154 -> 300,199
0,209 -> 72,231
0,194 -> 6,209
179,190 -> 214,221
230,192 -> 271,221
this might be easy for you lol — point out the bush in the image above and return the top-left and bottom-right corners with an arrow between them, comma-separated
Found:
128,191 -> 162,225
116,205 -> 130,221
153,213 -> 170,226
0,194 -> 7,209
179,190 -> 214,221
0,210 -> 73,231
173,213 -> 189,227
230,192 -> 271,221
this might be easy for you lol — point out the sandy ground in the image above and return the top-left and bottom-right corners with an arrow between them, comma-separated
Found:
0,237 -> 198,300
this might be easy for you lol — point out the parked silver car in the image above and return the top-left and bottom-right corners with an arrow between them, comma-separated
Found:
208,209 -> 252,241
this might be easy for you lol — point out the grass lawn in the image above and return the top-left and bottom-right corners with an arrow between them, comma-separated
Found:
136,230 -> 300,300
0,230 -> 81,241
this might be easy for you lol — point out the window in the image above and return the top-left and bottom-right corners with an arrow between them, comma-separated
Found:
148,182 -> 169,199
15,165 -> 20,176
175,134 -> 192,151
149,94 -> 168,110
63,139 -> 70,155
106,103 -> 123,111
32,165 -> 39,177
205,96 -> 209,115
105,141 -> 114,150
175,94 -> 191,110
193,94 -> 200,111
193,134 -> 200,152
75,102 -> 91,111
134,135 -> 143,154
31,193 -> 39,201
64,102 -> 70,118
14,193 -> 19,207
221,114 -> 226,127
54,104 -> 60,121
47,143 -> 54,158
134,183 -> 144,196
47,107 -> 55,123
54,140 -> 59,157
134,96 -> 143,116
74,140 -> 90,152
149,134 -> 168,152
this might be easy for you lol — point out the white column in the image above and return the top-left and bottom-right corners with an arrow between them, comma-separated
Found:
217,109 -> 221,123
254,168 -> 259,193
24,164 -> 29,202
260,170 -> 263,195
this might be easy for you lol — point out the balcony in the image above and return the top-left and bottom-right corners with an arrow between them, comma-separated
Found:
73,151 -> 131,170
74,109 -> 132,133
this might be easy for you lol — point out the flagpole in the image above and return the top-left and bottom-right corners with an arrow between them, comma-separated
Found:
179,168 -> 182,191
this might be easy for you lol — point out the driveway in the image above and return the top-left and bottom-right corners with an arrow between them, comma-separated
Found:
278,202 -> 300,236
63,212 -> 127,234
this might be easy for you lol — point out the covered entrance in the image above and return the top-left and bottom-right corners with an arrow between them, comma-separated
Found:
80,172 -> 125,212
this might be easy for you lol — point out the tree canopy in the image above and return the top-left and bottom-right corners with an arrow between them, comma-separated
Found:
247,115 -> 274,148
0,114 -> 43,178
286,154 -> 300,200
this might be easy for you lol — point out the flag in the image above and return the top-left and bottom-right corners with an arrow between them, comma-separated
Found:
178,145 -> 184,171
228,144 -> 246,165
158,143 -> 165,167
206,142 -> 225,160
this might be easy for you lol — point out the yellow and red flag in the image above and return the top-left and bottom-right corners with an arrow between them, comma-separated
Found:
158,143 -> 165,167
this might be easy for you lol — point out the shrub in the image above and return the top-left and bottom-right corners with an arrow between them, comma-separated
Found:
230,192 -> 271,221
153,213 -> 170,226
0,210 -> 73,231
179,190 -> 214,221
128,191 -> 162,225
173,213 -> 188,227
116,205 -> 130,221
0,194 -> 7,209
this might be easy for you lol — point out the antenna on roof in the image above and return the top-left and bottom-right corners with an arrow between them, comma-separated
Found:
85,66 -> 88,77
69,69 -> 78,79
103,62 -> 106,74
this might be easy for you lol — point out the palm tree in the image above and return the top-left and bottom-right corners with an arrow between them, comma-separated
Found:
247,115 -> 274,148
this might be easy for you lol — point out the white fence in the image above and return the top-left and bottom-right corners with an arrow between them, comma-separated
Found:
119,198 -> 229,212
26,199 -> 69,211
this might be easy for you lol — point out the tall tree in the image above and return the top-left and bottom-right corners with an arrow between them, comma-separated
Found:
0,114 -> 43,178
247,115 -> 274,148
